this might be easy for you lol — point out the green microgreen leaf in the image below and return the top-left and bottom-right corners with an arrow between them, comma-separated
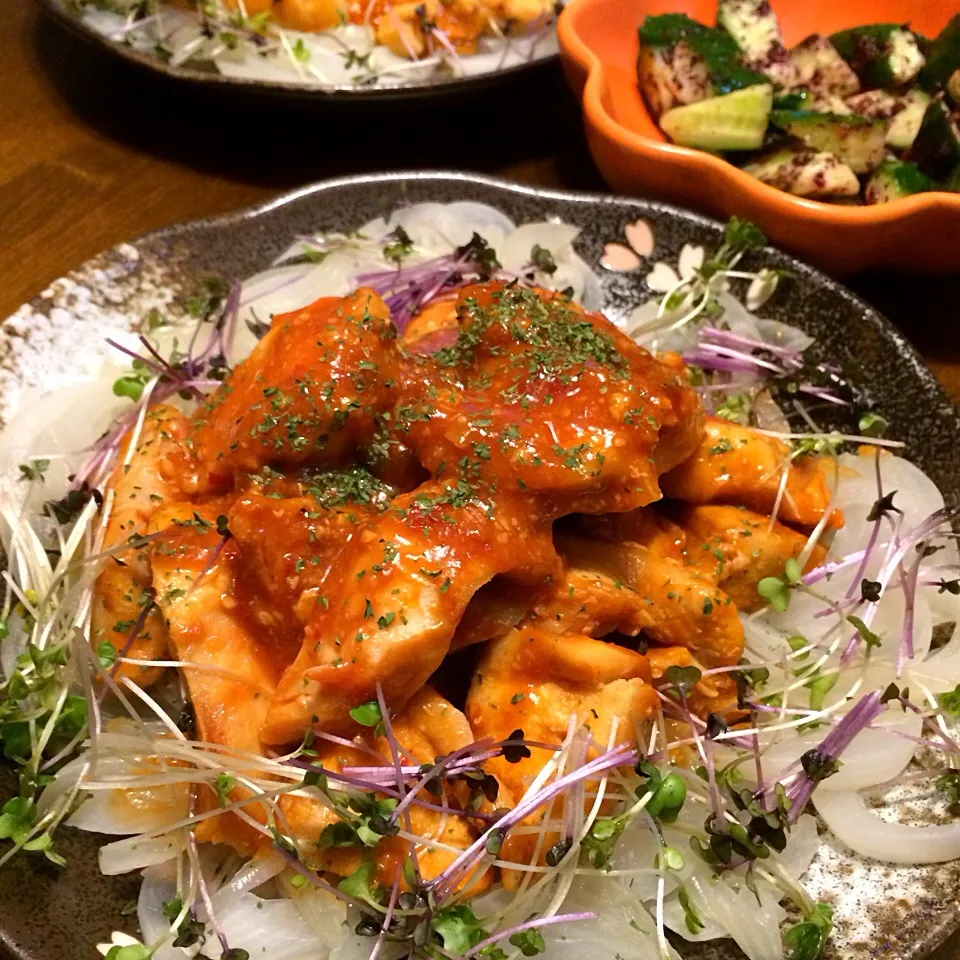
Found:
214,773 -> 234,807
784,901 -> 833,960
431,903 -> 487,954
758,576 -> 791,612
349,701 -> 382,727
337,860 -> 378,905
663,664 -> 702,696
18,460 -> 50,482
509,929 -> 546,957
97,641 -> 117,670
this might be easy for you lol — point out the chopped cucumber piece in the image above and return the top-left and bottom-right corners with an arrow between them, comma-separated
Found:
717,0 -> 782,60
919,14 -> 960,92
910,97 -> 960,177
949,68 -> 960,105
791,34 -> 860,98
888,28 -> 927,86
770,109 -> 886,173
774,89 -> 846,113
743,147 -> 860,198
845,89 -> 931,150
846,90 -> 901,120
773,91 -> 815,110
886,89 -> 931,150
638,15 -> 767,96
637,41 -> 714,119
864,159 -> 935,203
717,0 -> 795,88
830,24 -> 925,87
660,83 -> 773,151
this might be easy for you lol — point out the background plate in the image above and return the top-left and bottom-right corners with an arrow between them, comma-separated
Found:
0,172 -> 958,960
41,0 -> 559,101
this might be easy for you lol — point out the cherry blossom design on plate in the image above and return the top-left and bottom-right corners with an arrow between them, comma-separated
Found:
645,243 -> 705,293
600,218 -> 655,272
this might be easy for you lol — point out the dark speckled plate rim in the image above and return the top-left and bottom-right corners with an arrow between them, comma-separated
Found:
2,171 -> 960,960
40,0 -> 560,102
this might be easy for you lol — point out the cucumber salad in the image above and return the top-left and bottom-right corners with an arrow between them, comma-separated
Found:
636,1 -> 960,205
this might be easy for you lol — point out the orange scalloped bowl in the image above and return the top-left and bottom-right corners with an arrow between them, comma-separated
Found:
558,0 -> 960,274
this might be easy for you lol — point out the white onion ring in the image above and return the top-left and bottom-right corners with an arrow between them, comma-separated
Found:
815,790 -> 960,864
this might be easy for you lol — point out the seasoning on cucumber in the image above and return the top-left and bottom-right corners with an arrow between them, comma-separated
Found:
770,111 -> 886,174
829,24 -> 925,88
909,97 -> 960,179
948,69 -> 960,105
790,34 -> 860,99
637,13 -> 766,119
716,0 -> 796,88
742,147 -> 859,198
864,159 -> 934,204
637,0 -> 960,205
886,89 -> 931,150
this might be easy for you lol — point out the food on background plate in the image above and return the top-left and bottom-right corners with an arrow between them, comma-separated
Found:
637,1 -> 960,204
1,202 -> 959,960
66,0 -> 561,88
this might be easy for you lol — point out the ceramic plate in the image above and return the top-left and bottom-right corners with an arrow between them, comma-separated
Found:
1,172 -> 958,960
42,0 -> 560,101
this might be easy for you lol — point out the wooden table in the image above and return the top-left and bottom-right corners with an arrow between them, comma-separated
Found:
1,1 -> 958,404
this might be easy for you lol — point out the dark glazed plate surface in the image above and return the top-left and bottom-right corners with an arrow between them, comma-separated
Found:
40,0 -> 558,102
1,172 -> 958,960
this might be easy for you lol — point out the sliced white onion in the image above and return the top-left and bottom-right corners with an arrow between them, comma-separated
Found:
329,928 -> 391,960
100,834 -> 185,875
454,30 -> 559,77
212,851 -> 287,913
753,318 -> 814,353
572,252 -> 604,311
282,884 -> 353,955
236,250 -> 372,337
38,752 -> 93,822
773,813 -> 821,878
621,299 -> 661,337
67,759 -> 189,836
664,871 -> 785,960
138,871 -> 195,960
199,891 -> 329,960
0,378 -> 130,498
751,676 -> 921,793
544,877 -> 679,960
608,811 -> 697,899
500,222 -> 579,273
833,452 -> 946,526
361,202 -> 515,256
815,790 -> 960,863
911,639 -> 960,693
762,579 -> 933,667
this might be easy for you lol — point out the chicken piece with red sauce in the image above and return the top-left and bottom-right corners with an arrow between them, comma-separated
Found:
91,404 -> 198,687
466,627 -> 658,886
397,283 -> 704,516
261,483 -> 558,744
660,417 -> 841,529
189,289 -> 399,487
